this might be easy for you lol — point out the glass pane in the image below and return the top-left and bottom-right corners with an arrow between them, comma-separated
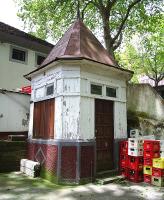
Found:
12,48 -> 26,61
37,55 -> 45,65
46,85 -> 54,96
91,84 -> 102,95
106,87 -> 116,97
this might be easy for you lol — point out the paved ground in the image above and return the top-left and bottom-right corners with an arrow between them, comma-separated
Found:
0,172 -> 164,200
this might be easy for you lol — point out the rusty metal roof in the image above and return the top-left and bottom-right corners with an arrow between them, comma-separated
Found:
25,19 -> 134,79
40,19 -> 116,68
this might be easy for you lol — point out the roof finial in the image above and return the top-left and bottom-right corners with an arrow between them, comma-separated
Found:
77,0 -> 81,20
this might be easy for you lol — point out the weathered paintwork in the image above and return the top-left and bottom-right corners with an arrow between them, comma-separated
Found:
29,60 -> 129,141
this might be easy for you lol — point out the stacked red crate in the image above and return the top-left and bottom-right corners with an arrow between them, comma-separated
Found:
128,156 -> 143,171
127,138 -> 144,182
152,167 -> 164,177
128,156 -> 143,182
119,140 -> 128,178
143,140 -> 160,184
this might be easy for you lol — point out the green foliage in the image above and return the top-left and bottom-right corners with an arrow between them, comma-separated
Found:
140,31 -> 164,86
16,0 -> 100,42
15,0 -> 163,55
117,29 -> 164,85
116,44 -> 141,82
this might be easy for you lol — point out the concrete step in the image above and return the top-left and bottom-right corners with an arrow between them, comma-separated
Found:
95,175 -> 125,185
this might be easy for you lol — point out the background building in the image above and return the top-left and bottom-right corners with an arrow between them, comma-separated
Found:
0,22 -> 53,139
0,21 -> 53,90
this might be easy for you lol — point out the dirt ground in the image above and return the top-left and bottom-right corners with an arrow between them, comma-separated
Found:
0,172 -> 164,200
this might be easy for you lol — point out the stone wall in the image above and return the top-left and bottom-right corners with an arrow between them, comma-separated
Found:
127,84 -> 164,120
127,84 -> 164,138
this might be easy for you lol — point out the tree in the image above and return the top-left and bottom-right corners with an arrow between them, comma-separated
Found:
116,44 -> 141,82
117,31 -> 164,87
15,0 -> 163,61
140,33 -> 164,87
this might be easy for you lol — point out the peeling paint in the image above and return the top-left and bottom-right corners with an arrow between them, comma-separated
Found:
30,64 -> 128,141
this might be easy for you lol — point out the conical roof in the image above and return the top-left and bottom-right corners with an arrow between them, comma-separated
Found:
40,19 -> 116,68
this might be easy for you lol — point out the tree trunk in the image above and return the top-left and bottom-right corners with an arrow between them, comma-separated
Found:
154,80 -> 159,88
102,15 -> 116,64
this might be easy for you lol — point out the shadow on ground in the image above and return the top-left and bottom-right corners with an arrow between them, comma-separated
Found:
0,172 -> 164,200
0,172 -> 66,200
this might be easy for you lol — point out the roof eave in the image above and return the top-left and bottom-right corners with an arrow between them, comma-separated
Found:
24,57 -> 133,81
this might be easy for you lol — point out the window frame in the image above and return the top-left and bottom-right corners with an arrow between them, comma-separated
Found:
35,52 -> 46,66
46,83 -> 54,96
9,45 -> 28,64
106,86 -> 117,98
90,83 -> 103,96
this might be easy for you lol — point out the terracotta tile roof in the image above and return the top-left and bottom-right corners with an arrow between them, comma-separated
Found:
40,19 -> 116,68
0,21 -> 53,53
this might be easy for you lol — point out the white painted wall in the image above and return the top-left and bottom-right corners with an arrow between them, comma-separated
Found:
0,91 -> 30,132
79,64 -> 127,140
0,42 -> 47,90
28,102 -> 34,139
29,61 -> 129,140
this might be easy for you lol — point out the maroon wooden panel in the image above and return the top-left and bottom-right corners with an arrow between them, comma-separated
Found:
40,101 -> 45,137
95,99 -> 114,172
33,99 -> 54,139
33,101 -> 41,138
44,99 -> 55,139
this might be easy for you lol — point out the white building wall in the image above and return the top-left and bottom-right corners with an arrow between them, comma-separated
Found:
31,64 -> 81,140
80,97 -> 95,140
79,64 -> 127,140
62,96 -> 80,139
29,62 -> 128,140
0,42 -> 46,90
114,102 -> 127,139
0,92 -> 30,132
28,102 -> 34,139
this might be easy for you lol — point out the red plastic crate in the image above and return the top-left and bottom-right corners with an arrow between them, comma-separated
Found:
144,174 -> 151,184
128,169 -> 143,183
144,140 -> 160,151
144,158 -> 153,166
120,140 -> 128,155
120,167 -> 128,178
152,168 -> 164,177
120,154 -> 128,168
144,150 -> 160,158
128,156 -> 143,170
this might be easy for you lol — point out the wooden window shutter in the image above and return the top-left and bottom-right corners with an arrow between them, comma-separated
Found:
33,99 -> 54,139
